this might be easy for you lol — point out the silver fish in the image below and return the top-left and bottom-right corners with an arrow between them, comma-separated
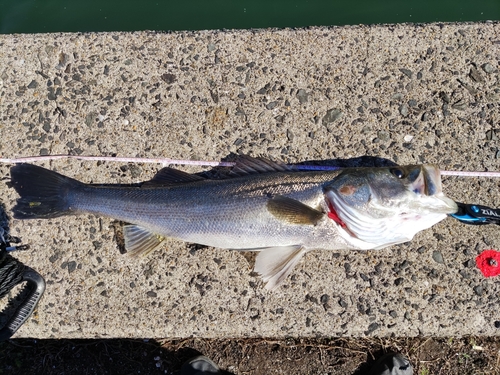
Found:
9,156 -> 458,289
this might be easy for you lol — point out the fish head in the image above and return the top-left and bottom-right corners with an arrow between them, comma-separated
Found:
324,165 -> 458,248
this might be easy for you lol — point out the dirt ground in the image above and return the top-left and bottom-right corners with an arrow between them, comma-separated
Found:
1,336 -> 499,375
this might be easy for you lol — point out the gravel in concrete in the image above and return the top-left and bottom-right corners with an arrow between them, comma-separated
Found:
0,23 -> 499,339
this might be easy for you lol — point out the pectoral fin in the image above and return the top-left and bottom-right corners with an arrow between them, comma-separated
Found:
123,225 -> 165,256
253,245 -> 307,290
267,195 -> 323,225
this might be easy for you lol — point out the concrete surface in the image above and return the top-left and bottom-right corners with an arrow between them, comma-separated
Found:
0,23 -> 499,339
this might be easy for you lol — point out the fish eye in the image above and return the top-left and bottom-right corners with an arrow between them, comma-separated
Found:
390,168 -> 405,179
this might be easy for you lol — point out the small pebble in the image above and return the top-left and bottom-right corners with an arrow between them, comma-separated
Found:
322,108 -> 342,125
399,68 -> 413,78
296,89 -> 309,104
266,101 -> 278,110
365,322 -> 379,335
403,134 -> 413,142
399,104 -> 408,116
473,285 -> 483,296
320,294 -> 329,304
161,73 -> 176,84
432,251 -> 444,264
469,66 -> 485,83
452,100 -> 467,111
482,63 -> 495,74
377,130 -> 390,141
439,92 -> 450,103
463,259 -> 475,268
486,130 -> 498,141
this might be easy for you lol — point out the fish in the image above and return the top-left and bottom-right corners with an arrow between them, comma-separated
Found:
9,155 -> 458,290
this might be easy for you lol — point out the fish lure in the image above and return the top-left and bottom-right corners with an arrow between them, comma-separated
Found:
450,203 -> 500,278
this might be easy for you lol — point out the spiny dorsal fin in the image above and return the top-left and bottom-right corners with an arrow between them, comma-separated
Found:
229,155 -> 293,177
253,245 -> 307,290
123,224 -> 165,256
142,167 -> 206,187
267,195 -> 324,225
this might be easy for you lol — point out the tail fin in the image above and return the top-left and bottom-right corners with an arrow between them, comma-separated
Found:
10,164 -> 83,219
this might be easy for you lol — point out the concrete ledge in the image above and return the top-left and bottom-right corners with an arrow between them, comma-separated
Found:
0,23 -> 499,338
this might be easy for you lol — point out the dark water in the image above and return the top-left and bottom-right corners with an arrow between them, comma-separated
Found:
1,0 -> 499,34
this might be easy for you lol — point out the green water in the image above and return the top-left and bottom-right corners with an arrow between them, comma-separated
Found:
1,0 -> 499,34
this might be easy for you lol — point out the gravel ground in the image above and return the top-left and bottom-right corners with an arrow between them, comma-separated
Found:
1,23 -> 500,375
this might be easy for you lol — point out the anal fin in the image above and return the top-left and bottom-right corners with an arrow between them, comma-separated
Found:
253,245 -> 306,290
123,225 -> 165,256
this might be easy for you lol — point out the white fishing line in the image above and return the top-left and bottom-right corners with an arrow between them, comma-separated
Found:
440,170 -> 500,178
0,154 -> 499,177
0,154 -> 234,167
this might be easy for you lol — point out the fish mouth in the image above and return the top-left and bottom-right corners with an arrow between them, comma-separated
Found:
409,165 -> 441,196
408,165 -> 457,213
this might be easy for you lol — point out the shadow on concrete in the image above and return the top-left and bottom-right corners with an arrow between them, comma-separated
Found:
0,337 -> 374,375
0,338 -> 222,375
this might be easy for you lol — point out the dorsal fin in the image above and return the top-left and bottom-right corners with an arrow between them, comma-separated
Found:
229,155 -> 294,177
142,167 -> 205,187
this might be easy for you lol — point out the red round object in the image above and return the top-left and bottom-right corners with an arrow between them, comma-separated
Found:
476,249 -> 500,277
